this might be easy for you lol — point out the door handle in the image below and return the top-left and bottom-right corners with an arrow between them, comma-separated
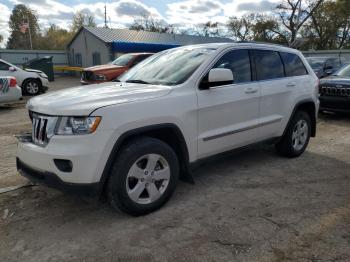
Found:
245,87 -> 258,94
286,83 -> 296,88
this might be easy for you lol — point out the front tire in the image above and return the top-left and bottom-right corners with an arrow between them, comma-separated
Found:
23,79 -> 41,96
107,137 -> 179,216
276,111 -> 311,158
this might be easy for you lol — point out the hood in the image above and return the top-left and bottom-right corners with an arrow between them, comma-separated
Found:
84,64 -> 126,72
320,75 -> 350,85
27,82 -> 172,115
24,68 -> 44,74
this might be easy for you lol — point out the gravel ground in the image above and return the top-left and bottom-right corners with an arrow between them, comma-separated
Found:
0,77 -> 349,262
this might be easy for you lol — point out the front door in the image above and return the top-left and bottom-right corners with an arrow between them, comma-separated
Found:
196,48 -> 260,159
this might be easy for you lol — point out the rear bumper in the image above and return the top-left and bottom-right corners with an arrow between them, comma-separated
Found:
17,158 -> 101,197
0,86 -> 22,104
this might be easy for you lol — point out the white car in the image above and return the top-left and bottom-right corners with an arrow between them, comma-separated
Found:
0,77 -> 22,104
16,43 -> 319,215
0,59 -> 49,96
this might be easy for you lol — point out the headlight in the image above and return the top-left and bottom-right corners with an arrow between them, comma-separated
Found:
37,72 -> 48,79
95,74 -> 107,81
55,116 -> 101,135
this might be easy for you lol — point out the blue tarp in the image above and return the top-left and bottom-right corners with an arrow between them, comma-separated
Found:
112,41 -> 180,53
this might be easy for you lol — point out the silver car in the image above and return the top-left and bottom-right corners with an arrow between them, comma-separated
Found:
0,77 -> 22,104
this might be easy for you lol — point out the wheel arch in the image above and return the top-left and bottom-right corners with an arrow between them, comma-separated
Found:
98,123 -> 193,196
285,99 -> 317,138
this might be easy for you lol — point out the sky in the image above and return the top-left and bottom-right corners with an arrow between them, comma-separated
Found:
0,0 -> 281,47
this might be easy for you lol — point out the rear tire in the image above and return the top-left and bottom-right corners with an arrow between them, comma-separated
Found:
276,111 -> 311,158
107,137 -> 179,216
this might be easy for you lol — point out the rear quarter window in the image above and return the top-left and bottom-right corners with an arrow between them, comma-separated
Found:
280,52 -> 308,77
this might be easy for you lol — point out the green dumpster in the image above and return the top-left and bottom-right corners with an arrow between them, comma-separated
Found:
23,56 -> 55,82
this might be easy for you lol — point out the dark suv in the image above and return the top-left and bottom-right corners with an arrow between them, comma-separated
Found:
306,57 -> 343,78
319,64 -> 350,113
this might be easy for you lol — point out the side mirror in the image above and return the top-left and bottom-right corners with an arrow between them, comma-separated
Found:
9,67 -> 16,72
324,65 -> 333,70
208,68 -> 233,86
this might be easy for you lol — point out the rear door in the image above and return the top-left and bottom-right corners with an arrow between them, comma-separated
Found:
252,49 -> 290,140
255,50 -> 310,140
196,48 -> 261,158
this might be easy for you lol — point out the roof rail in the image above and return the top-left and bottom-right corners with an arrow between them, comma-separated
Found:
236,41 -> 288,48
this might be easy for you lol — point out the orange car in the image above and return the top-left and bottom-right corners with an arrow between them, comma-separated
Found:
81,53 -> 154,85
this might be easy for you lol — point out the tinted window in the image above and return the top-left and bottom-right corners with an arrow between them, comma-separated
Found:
212,49 -> 251,83
0,62 -> 10,71
254,50 -> 284,80
326,58 -> 341,68
112,54 -> 134,66
280,52 -> 308,77
306,57 -> 327,70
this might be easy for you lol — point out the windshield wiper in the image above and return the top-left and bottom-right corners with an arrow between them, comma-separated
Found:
125,79 -> 150,84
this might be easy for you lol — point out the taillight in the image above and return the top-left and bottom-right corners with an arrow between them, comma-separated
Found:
9,78 -> 17,88
316,79 -> 320,94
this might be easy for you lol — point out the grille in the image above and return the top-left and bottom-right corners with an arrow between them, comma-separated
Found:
31,113 -> 56,146
32,115 -> 48,145
320,86 -> 350,97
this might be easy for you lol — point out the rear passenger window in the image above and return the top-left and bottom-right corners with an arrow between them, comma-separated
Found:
280,52 -> 308,77
213,49 -> 251,83
254,50 -> 284,81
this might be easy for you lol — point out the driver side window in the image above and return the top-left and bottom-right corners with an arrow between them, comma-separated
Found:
200,49 -> 252,89
213,49 -> 252,83
0,62 -> 10,71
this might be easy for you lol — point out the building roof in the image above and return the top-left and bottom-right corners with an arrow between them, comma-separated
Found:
70,27 -> 233,47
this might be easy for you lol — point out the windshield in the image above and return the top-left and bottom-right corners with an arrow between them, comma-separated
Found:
306,57 -> 327,70
119,47 -> 216,86
334,64 -> 350,78
112,54 -> 134,66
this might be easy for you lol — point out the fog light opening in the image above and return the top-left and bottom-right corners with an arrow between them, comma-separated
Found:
54,159 -> 73,173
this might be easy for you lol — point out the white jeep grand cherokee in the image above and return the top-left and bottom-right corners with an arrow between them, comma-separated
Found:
17,43 -> 319,215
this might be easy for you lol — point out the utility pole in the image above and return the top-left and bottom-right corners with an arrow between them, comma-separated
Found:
104,4 -> 108,28
22,16 -> 33,50
28,18 -> 33,50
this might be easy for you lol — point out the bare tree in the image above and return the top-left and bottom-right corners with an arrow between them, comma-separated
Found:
129,13 -> 173,34
227,14 -> 255,41
70,11 -> 96,33
193,21 -> 222,37
275,0 -> 324,46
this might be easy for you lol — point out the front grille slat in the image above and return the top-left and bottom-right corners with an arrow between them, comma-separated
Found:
36,118 -> 41,140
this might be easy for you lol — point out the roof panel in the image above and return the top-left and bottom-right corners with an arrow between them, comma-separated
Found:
83,27 -> 233,46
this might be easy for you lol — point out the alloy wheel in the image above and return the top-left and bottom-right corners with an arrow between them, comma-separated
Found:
292,119 -> 308,151
126,154 -> 170,204
26,82 -> 39,95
